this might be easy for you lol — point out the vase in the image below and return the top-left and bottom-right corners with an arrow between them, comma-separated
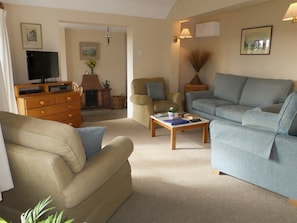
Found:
90,67 -> 94,74
190,72 -> 201,85
168,112 -> 175,119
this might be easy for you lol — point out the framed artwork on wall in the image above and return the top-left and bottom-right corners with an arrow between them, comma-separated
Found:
21,23 -> 42,49
240,25 -> 273,55
79,42 -> 100,60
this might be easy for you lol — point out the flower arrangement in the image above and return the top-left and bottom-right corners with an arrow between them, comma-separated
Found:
85,59 -> 96,74
168,107 -> 176,113
187,49 -> 211,85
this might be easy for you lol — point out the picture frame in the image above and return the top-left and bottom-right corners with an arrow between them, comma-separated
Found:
21,23 -> 42,49
79,42 -> 100,60
240,25 -> 273,55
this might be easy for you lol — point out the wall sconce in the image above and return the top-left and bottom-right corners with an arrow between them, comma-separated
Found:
283,2 -> 297,23
173,28 -> 192,42
105,26 -> 112,45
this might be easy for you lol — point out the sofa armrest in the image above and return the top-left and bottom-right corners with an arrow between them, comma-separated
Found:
242,110 -> 278,132
185,90 -> 214,113
130,94 -> 152,105
62,136 -> 133,208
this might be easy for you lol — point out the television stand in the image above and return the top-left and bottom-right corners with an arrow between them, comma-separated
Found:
14,81 -> 81,127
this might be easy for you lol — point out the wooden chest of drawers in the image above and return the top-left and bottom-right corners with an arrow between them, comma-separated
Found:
15,82 -> 81,128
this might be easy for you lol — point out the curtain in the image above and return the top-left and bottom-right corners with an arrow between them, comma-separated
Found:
0,7 -> 15,201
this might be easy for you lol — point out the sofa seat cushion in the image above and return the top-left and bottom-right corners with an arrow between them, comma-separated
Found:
192,99 -> 233,115
239,78 -> 293,107
213,73 -> 248,103
153,100 -> 177,113
215,105 -> 253,123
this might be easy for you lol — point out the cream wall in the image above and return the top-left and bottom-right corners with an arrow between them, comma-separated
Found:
65,29 -> 126,96
4,3 -> 169,92
174,0 -> 297,91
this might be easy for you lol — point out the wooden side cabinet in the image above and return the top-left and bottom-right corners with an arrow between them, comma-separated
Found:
14,82 -> 82,128
184,84 -> 207,93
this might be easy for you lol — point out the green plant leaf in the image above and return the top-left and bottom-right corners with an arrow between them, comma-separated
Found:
0,217 -> 9,223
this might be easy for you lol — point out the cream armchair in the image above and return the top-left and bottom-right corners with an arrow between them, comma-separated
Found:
130,77 -> 184,128
0,111 -> 133,223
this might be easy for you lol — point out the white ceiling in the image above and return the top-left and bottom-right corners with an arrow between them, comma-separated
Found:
3,0 -> 179,19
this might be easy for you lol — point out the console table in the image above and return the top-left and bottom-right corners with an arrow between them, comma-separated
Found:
14,82 -> 81,127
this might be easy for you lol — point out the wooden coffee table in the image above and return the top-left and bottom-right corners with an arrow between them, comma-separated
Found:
150,115 -> 209,150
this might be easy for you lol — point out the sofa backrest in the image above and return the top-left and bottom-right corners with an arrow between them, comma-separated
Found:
213,73 -> 248,104
0,111 -> 86,173
131,77 -> 168,95
277,92 -> 297,136
239,77 -> 294,107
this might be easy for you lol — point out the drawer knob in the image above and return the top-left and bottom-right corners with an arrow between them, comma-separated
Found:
39,100 -> 45,105
68,114 -> 73,118
67,96 -> 72,100
40,110 -> 45,114
69,122 -> 73,126
67,105 -> 72,109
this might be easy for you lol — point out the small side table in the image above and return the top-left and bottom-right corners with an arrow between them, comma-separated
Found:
184,84 -> 207,93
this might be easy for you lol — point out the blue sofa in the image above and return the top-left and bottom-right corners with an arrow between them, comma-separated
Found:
186,73 -> 294,122
210,92 -> 297,201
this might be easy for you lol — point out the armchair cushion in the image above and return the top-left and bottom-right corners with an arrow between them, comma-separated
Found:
76,126 -> 106,160
0,111 -> 86,173
145,82 -> 165,100
277,92 -> 297,136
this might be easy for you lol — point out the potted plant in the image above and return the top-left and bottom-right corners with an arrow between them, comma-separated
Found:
0,197 -> 74,223
168,107 -> 177,119
187,49 -> 211,85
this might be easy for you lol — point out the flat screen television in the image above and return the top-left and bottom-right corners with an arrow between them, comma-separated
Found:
26,51 -> 59,83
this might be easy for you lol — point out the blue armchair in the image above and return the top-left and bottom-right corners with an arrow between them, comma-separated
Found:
210,92 -> 297,202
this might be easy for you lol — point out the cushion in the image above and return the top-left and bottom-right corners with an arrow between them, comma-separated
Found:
277,92 -> 297,136
213,73 -> 248,104
239,78 -> 293,107
215,104 -> 252,123
192,98 -> 233,115
76,126 -> 106,160
145,82 -> 165,100
0,111 -> 86,173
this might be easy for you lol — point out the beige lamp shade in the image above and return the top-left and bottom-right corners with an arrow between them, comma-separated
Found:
179,28 -> 192,39
283,2 -> 297,22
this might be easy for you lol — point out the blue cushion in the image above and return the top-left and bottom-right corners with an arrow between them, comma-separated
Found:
76,126 -> 106,160
277,92 -> 297,136
145,82 -> 165,100
213,73 -> 248,104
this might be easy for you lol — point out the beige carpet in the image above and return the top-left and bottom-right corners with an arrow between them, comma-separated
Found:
82,118 -> 297,223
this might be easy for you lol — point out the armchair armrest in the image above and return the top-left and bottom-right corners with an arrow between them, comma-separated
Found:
130,94 -> 152,105
167,92 -> 184,112
62,136 -> 133,208
242,110 -> 279,132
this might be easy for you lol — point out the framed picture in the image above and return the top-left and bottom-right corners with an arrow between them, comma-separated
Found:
240,25 -> 273,55
21,23 -> 42,49
79,42 -> 100,60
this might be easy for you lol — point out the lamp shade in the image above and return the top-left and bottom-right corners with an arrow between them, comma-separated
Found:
283,2 -> 297,22
179,28 -> 192,39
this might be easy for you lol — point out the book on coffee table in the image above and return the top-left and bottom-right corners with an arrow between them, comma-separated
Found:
164,118 -> 190,125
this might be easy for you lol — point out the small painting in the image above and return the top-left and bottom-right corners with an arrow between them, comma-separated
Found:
240,25 -> 273,55
21,23 -> 43,49
79,42 -> 100,60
